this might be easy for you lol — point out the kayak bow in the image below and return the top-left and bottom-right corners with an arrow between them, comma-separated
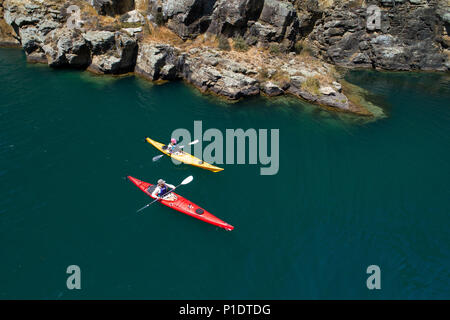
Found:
146,137 -> 224,172
128,176 -> 234,231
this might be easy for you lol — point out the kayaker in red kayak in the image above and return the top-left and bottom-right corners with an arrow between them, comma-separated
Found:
151,179 -> 176,200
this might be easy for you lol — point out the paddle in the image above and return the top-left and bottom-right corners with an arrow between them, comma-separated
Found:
136,176 -> 194,213
152,154 -> 164,162
178,139 -> 199,149
152,140 -> 200,162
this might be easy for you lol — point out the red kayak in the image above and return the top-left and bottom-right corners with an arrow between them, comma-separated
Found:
128,176 -> 234,231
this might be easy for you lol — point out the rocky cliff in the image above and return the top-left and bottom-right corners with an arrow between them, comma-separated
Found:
309,0 -> 450,71
143,0 -> 449,71
0,0 -> 20,46
1,0 -> 449,116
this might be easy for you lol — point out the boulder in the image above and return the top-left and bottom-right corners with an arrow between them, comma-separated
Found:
181,49 -> 260,100
135,42 -> 182,80
83,30 -> 116,54
152,0 -> 217,39
88,32 -> 138,74
18,26 -> 44,53
91,0 -> 135,16
120,9 -> 145,24
207,0 -> 264,37
42,28 -> 91,68
262,81 -> 283,96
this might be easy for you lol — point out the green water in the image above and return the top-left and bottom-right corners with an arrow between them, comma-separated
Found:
1,48 -> 449,299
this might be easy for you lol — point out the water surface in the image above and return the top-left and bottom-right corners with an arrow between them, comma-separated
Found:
0,48 -> 449,299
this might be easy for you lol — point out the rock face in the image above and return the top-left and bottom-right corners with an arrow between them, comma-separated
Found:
142,0 -> 449,71
181,48 -> 261,100
308,0 -> 449,71
1,0 -> 448,116
147,0 -> 301,48
146,0 -> 218,39
207,0 -> 264,37
42,28 -> 91,68
2,0 -> 139,72
134,42 -> 353,111
135,42 -> 183,80
87,32 -> 138,74
0,0 -> 20,46
3,0 -> 448,71
90,0 -> 135,16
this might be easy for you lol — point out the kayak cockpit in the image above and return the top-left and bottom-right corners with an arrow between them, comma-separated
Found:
147,185 -> 177,201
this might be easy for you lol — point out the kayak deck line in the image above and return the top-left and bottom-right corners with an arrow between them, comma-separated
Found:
128,176 -> 234,231
146,137 -> 224,172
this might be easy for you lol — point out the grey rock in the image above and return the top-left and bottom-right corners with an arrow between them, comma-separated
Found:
181,49 -> 260,99
38,20 -> 60,35
43,28 -> 91,68
88,32 -> 138,74
317,91 -> 349,110
154,0 -> 217,39
319,86 -> 337,96
18,27 -> 44,53
247,21 -> 278,43
308,2 -> 448,71
83,31 -> 116,54
207,0 -> 264,37
289,75 -> 306,87
120,10 -> 145,24
259,0 -> 295,29
90,0 -> 135,16
135,42 -> 182,80
121,27 -> 143,36
26,50 -> 47,63
262,81 -> 283,96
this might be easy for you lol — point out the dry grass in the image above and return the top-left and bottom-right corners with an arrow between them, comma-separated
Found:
271,70 -> 290,83
302,76 -> 321,95
135,0 -> 149,12
445,49 -> 450,61
318,0 -> 336,9
143,25 -> 184,45
0,19 -> 15,37
346,0 -> 366,9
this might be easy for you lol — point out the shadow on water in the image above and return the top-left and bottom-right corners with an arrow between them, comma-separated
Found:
346,69 -> 450,97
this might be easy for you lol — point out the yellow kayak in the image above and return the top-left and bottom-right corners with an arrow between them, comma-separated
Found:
146,137 -> 224,172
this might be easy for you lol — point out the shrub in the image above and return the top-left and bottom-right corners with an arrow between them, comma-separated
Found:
120,21 -> 142,28
294,41 -> 304,54
233,36 -> 249,52
302,77 -> 320,95
294,40 -> 313,56
258,67 -> 269,80
269,43 -> 280,55
155,11 -> 164,26
103,21 -> 121,32
218,36 -> 231,51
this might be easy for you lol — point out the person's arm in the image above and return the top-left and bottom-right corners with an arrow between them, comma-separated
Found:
166,183 -> 176,190
151,186 -> 160,198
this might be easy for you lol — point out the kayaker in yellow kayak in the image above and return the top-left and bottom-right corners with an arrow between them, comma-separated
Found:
151,179 -> 176,200
166,138 -> 182,155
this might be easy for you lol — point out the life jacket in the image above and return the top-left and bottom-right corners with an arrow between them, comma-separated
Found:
158,184 -> 169,196
168,143 -> 176,152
